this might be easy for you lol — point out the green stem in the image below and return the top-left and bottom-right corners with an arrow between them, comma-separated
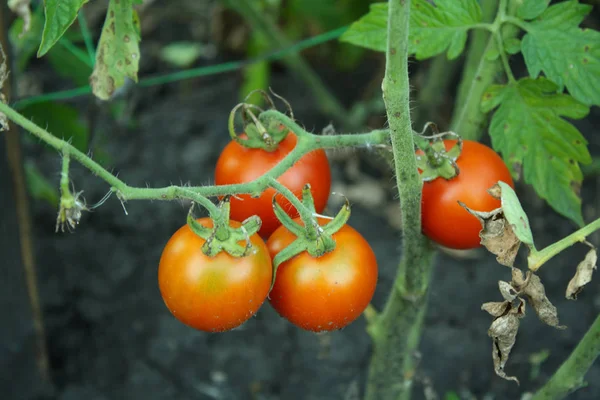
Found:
531,313 -> 600,400
14,26 -> 348,110
77,10 -> 95,64
450,0 -> 520,140
0,101 -> 388,205
364,1 -> 436,399
58,38 -> 93,68
59,149 -> 70,194
414,55 -> 459,129
528,217 -> 600,272
230,0 -> 351,127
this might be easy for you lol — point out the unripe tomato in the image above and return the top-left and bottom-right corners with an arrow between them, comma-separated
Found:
420,140 -> 514,249
267,217 -> 378,332
158,218 -> 272,332
215,132 -> 331,237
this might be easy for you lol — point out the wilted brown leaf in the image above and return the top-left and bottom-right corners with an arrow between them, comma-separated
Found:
459,202 -> 521,266
499,280 -> 518,301
482,301 -> 511,318
8,0 -> 31,37
566,248 -> 597,300
486,297 -> 525,384
512,269 -> 566,329
0,46 -> 8,132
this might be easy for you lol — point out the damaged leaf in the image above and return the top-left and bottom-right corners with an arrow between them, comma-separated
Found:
512,269 -> 566,329
459,202 -> 521,266
566,248 -> 597,300
8,0 -> 32,37
90,0 -> 140,100
0,46 -> 8,132
485,297 -> 526,384
499,280 -> 518,301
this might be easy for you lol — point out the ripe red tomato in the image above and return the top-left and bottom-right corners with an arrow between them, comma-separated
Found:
214,132 -> 331,237
266,217 -> 378,332
158,218 -> 272,332
420,140 -> 514,250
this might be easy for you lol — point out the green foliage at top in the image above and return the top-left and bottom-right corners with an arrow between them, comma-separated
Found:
340,0 -> 483,60
38,0 -> 88,57
520,0 -> 600,106
482,78 -> 590,226
517,0 -> 551,20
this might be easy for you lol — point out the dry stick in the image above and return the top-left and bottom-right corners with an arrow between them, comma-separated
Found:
364,1 -> 437,399
0,7 -> 51,385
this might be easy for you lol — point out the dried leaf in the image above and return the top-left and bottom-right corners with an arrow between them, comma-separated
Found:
512,270 -> 566,329
8,0 -> 32,37
499,280 -> 518,301
0,46 -> 8,132
566,248 -> 597,300
488,308 -> 523,384
459,202 -> 521,266
482,301 -> 511,318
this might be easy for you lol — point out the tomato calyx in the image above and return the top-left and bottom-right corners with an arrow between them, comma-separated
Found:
186,197 -> 262,257
415,123 -> 462,182
269,184 -> 351,290
228,90 -> 292,151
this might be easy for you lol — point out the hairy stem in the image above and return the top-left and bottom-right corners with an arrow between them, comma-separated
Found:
231,0 -> 351,126
532,313 -> 600,400
0,102 -> 388,208
529,217 -> 600,272
364,1 -> 436,399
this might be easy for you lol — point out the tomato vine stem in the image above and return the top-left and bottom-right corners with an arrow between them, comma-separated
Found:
364,1 -> 437,399
0,102 -> 388,216
528,217 -> 600,272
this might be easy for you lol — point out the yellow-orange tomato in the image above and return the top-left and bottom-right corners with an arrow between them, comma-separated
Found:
267,218 -> 378,332
215,132 -> 331,237
158,218 -> 272,332
420,140 -> 515,249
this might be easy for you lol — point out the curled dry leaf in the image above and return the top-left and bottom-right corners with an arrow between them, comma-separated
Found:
512,269 -> 566,329
566,248 -> 597,300
8,0 -> 32,37
483,296 -> 526,384
459,202 -> 521,267
499,280 -> 518,301
0,46 -> 8,132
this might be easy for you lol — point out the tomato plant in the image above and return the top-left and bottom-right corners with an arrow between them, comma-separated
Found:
158,218 -> 273,332
420,139 -> 514,250
266,217 -> 378,332
215,132 -> 331,237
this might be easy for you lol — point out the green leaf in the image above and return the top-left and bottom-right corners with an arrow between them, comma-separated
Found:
339,3 -> 387,52
90,0 -> 141,100
409,0 -> 482,60
20,102 -> 89,152
340,1 -> 482,59
38,0 -> 88,57
504,37 -> 521,55
159,42 -> 206,68
24,160 -> 59,207
521,0 -> 600,105
517,0 -> 550,20
498,181 -> 536,250
47,43 -> 94,86
482,78 -> 590,226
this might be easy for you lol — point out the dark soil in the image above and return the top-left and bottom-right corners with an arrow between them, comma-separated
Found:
2,2 -> 600,400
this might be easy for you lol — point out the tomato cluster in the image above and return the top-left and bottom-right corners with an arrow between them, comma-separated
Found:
158,130 -> 378,333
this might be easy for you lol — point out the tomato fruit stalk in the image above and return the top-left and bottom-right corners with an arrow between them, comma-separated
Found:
215,131 -> 331,237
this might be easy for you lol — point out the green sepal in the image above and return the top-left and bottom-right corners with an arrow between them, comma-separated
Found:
416,136 -> 462,182
186,199 -> 263,258
272,195 -> 305,238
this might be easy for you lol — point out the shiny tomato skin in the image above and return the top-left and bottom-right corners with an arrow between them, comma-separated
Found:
214,132 -> 331,237
420,140 -> 514,250
267,218 -> 378,332
158,218 -> 272,332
